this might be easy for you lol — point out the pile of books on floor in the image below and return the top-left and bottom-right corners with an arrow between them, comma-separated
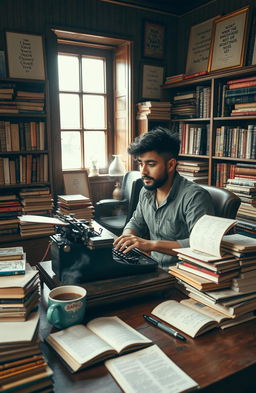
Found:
225,167 -> 256,238
0,248 -> 40,322
57,194 -> 94,220
18,187 -> 54,237
169,215 -> 256,330
224,75 -> 256,116
177,160 -> 208,184
0,194 -> 21,237
0,312 -> 54,392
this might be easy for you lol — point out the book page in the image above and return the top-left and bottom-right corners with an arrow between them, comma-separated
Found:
190,215 -> 236,257
174,247 -> 225,262
180,298 -> 230,323
46,324 -> 113,366
87,316 -> 151,353
0,312 -> 39,344
18,215 -> 68,225
105,345 -> 198,393
151,300 -> 216,338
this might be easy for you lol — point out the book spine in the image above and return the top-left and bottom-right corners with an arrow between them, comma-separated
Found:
229,81 -> 256,89
227,76 -> 256,85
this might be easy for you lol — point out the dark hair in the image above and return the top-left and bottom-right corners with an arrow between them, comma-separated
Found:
128,126 -> 180,159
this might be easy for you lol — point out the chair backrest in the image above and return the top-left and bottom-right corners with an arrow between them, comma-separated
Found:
125,177 -> 143,224
200,185 -> 241,219
121,171 -> 141,202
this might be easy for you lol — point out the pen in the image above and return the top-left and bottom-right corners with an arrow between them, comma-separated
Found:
143,314 -> 186,342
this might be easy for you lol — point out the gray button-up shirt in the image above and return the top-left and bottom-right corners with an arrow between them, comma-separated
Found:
124,172 -> 215,269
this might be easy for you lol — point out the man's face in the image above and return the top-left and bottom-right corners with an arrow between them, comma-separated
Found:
137,151 -> 174,190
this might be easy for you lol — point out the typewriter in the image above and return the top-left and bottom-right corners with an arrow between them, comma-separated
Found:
51,215 -> 157,284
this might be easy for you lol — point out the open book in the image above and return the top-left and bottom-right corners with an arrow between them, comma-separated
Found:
105,345 -> 198,393
46,316 -> 152,372
151,300 -> 219,338
174,214 -> 237,262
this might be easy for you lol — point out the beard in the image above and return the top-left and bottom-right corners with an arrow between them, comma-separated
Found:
142,171 -> 169,190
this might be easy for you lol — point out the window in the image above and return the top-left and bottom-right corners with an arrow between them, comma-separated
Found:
57,47 -> 113,171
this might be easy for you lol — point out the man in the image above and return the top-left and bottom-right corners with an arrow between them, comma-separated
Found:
113,127 -> 214,270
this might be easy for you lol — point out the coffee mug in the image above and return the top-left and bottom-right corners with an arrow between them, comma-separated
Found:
47,285 -> 87,329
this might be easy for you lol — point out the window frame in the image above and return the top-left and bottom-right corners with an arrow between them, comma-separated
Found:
57,43 -> 114,171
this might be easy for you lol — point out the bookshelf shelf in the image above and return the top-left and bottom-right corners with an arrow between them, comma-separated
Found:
0,78 -> 53,243
164,65 -> 256,188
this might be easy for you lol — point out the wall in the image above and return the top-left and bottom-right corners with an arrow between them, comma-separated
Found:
176,0 -> 256,72
0,0 -> 176,105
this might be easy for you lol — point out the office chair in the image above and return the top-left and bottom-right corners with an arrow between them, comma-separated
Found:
94,171 -> 142,236
200,185 -> 241,219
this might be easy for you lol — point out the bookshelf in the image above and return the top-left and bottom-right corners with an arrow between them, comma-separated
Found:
162,65 -> 256,187
0,78 -> 53,250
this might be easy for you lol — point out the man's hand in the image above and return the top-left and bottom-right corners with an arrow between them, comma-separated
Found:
113,234 -> 154,254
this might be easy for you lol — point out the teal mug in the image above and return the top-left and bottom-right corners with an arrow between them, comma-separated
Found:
47,285 -> 87,329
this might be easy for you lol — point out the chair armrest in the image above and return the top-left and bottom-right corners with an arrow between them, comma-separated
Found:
95,199 -> 127,218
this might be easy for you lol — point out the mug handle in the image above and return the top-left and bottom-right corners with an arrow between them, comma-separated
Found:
47,304 -> 62,327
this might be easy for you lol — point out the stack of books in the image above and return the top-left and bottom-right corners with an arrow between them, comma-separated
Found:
178,123 -> 209,156
0,312 -> 54,391
0,85 -> 17,114
57,194 -> 94,220
15,90 -> 45,114
18,187 -> 54,237
222,234 -> 256,293
0,194 -> 22,236
136,101 -> 171,121
0,246 -> 26,277
224,76 -> 256,116
169,215 -> 256,329
163,73 -> 185,85
171,90 -> 197,119
177,160 -> 208,184
225,173 -> 256,237
0,266 -> 40,322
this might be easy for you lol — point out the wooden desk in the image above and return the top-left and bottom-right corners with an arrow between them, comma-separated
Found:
39,267 -> 256,393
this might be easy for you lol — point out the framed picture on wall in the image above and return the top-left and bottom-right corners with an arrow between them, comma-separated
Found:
5,31 -> 45,80
185,16 -> 218,75
143,21 -> 165,59
141,63 -> 164,100
208,6 -> 250,72
63,170 -> 91,199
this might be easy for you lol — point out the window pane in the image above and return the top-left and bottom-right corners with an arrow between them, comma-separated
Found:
59,93 -> 80,129
82,58 -> 105,93
83,95 -> 105,129
61,132 -> 81,169
58,55 -> 79,91
84,132 -> 106,168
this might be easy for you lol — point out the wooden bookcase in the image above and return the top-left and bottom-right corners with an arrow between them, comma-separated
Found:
162,65 -> 256,186
0,78 -> 53,251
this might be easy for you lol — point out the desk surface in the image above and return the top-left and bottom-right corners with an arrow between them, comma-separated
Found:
39,277 -> 256,393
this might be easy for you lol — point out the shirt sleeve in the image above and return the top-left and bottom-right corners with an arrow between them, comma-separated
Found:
177,189 -> 215,248
123,191 -> 147,236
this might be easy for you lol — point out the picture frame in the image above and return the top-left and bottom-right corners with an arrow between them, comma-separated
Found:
185,16 -> 218,75
141,63 -> 164,100
208,6 -> 250,72
143,21 -> 165,59
5,31 -> 45,80
63,170 -> 91,199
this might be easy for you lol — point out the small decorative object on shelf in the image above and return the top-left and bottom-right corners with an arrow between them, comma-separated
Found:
112,182 -> 122,200
109,155 -> 125,176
